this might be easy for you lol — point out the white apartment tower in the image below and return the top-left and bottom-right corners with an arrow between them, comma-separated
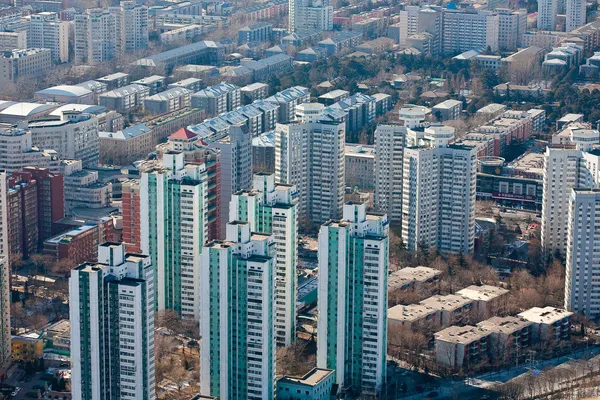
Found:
29,12 -> 68,63
140,151 -> 208,319
0,172 -> 10,373
374,124 -> 407,222
118,1 -> 149,53
75,8 -> 117,64
199,221 -> 276,399
209,123 -> 253,236
275,104 -> 345,226
70,243 -> 155,400
317,202 -> 389,395
497,9 -> 527,51
289,0 -> 333,32
74,2 -> 148,64
442,9 -> 499,54
541,129 -> 600,256
564,189 -> 600,317
566,0 -> 586,32
538,0 -> 558,30
230,173 -> 299,347
402,125 -> 477,253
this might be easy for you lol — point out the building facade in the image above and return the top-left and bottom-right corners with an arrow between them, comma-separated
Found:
69,243 -> 155,400
317,202 -> 388,395
564,189 -> 600,317
402,126 -> 477,253
541,129 -> 600,256
140,151 -> 208,319
230,173 -> 299,347
199,221 -> 276,399
275,105 -> 345,226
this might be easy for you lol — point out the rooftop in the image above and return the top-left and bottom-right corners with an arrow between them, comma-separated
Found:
388,303 -> 437,322
389,266 -> 442,290
420,294 -> 473,311
278,368 -> 334,387
456,285 -> 509,301
477,316 -> 532,335
35,85 -> 92,98
435,325 -> 490,344
518,307 -> 573,324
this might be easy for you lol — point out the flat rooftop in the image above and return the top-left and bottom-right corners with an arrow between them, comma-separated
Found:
389,266 -> 441,290
518,307 -> 573,324
420,294 -> 473,312
388,304 -> 437,322
456,284 -> 509,301
435,325 -> 490,344
278,368 -> 334,387
509,151 -> 545,175
477,316 -> 532,335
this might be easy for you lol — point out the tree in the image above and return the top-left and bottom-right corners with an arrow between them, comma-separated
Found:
276,340 -> 316,377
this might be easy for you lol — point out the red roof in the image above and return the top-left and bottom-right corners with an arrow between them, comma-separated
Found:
169,127 -> 197,140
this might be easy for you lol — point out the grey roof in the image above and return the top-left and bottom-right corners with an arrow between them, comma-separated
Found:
100,84 -> 148,98
99,123 -> 151,140
145,87 -> 190,101
134,41 -> 222,66
35,85 -> 92,98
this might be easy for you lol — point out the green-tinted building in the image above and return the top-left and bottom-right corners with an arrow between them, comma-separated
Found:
199,221 -> 277,399
229,173 -> 299,346
317,202 -> 389,396
140,151 -> 208,319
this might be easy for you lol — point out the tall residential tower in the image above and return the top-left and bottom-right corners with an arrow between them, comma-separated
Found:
230,173 -> 299,346
140,151 -> 208,319
317,202 -> 389,395
199,221 -> 276,399
70,243 -> 155,400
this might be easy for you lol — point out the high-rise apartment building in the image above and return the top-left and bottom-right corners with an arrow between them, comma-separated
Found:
374,124 -> 407,222
208,123 -> 252,236
497,9 -> 527,51
0,172 -> 10,374
75,8 -> 117,64
541,128 -> 600,255
317,202 -> 389,395
541,128 -> 600,256
119,1 -> 148,53
230,173 -> 299,346
289,0 -> 332,32
121,179 -> 141,253
29,12 -> 68,63
199,221 -> 276,399
12,167 -> 63,248
564,188 -> 600,317
70,243 -> 155,400
140,151 -> 208,319
402,125 -> 477,253
566,0 -> 586,32
442,9 -> 499,54
275,103 -> 345,225
74,2 -> 148,64
538,0 -> 558,30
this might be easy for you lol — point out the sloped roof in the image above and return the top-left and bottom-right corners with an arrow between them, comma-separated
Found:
169,127 -> 197,140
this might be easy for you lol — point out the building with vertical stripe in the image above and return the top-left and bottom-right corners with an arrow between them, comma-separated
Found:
140,151 -> 208,319
69,242 -> 155,400
317,202 -> 389,396
230,173 -> 299,346
0,171 -> 11,373
199,221 -> 276,399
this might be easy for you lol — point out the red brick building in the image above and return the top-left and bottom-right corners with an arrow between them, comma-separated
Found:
7,176 -> 38,260
12,167 -> 64,246
121,179 -> 142,253
43,218 -> 118,265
